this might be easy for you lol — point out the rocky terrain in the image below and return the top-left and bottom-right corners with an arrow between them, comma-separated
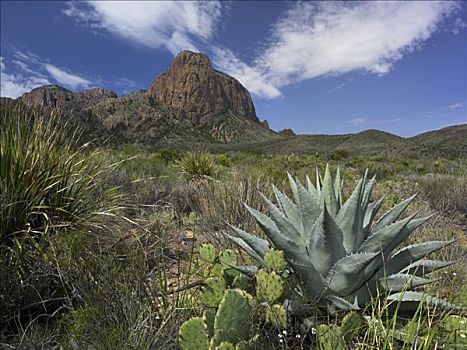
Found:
1,50 -> 466,157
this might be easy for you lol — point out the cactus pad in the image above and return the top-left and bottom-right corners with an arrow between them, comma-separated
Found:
199,243 -> 217,263
316,324 -> 346,350
200,277 -> 226,308
265,304 -> 287,329
217,342 -> 236,350
340,312 -> 365,342
211,289 -> 253,348
179,317 -> 209,350
256,269 -> 283,303
264,249 -> 287,273
219,249 -> 237,267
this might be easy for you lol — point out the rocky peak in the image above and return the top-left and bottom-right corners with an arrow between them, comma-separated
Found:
19,85 -> 117,109
20,85 -> 74,108
78,88 -> 117,99
279,128 -> 296,137
148,50 -> 258,124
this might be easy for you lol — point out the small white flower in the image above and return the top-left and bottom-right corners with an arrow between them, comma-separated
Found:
278,334 -> 282,338
453,272 -> 457,276
460,333 -> 466,338
311,327 -> 317,335
296,334 -> 301,338
279,339 -> 284,343
282,330 -> 288,335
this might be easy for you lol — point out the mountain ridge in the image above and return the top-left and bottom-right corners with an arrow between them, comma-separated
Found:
1,50 -> 465,158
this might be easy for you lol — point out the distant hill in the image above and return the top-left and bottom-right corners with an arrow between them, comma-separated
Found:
1,50 -> 465,158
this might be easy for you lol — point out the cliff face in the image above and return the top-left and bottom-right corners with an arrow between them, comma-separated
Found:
148,50 -> 258,124
20,85 -> 117,109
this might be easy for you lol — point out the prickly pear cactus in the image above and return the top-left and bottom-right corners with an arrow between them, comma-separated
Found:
219,249 -> 237,267
200,277 -> 226,308
217,342 -> 236,350
264,249 -> 287,273
179,317 -> 209,350
340,312 -> 365,342
265,304 -> 287,329
256,270 -> 283,303
200,243 -> 217,263
211,289 -> 254,348
316,324 -> 346,350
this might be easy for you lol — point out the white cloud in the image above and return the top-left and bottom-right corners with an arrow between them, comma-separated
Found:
375,118 -> 402,124
44,64 -> 92,89
63,1 -> 222,54
349,117 -> 368,125
0,57 -> 50,98
448,102 -> 463,110
0,51 -> 93,97
211,47 -> 281,99
257,1 -> 459,87
215,1 -> 459,98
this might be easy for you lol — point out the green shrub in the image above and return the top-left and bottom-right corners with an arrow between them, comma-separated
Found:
176,152 -> 219,182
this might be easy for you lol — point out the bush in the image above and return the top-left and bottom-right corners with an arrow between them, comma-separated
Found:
0,106 -> 120,332
176,151 -> 218,182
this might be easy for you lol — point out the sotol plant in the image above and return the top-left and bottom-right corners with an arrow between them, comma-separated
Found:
226,165 -> 458,312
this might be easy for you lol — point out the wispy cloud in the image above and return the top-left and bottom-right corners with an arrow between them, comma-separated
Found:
375,118 -> 402,124
211,47 -> 282,99
1,56 -> 50,98
215,1 -> 461,98
44,64 -> 92,89
448,102 -> 463,110
329,83 -> 345,93
0,50 -> 94,98
62,1 -> 222,55
349,117 -> 368,125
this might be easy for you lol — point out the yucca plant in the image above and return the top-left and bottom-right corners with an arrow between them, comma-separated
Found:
0,105 -> 121,245
176,151 -> 218,182
226,165 -> 459,312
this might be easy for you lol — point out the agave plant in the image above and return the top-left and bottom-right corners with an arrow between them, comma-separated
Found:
226,165 -> 458,312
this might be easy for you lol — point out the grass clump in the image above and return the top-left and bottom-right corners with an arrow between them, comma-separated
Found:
176,151 -> 219,182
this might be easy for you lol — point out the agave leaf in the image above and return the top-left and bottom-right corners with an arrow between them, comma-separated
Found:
296,180 -> 322,237
290,260 -> 327,300
387,291 -> 464,311
287,172 -> 300,205
326,295 -> 360,312
315,166 -> 323,196
305,174 -> 320,200
358,215 -> 414,254
382,215 -> 433,256
326,253 -> 379,296
260,193 -> 303,243
224,226 -> 269,266
334,166 -> 342,209
400,259 -> 456,277
229,264 -> 258,277
322,164 -> 338,217
379,273 -> 437,292
335,178 -> 364,253
361,175 -> 376,213
373,194 -> 417,232
245,202 -> 302,262
363,195 -> 385,236
384,239 -> 457,276
308,206 -> 346,276
272,185 -> 303,232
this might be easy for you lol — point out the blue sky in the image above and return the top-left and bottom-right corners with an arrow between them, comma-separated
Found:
1,1 -> 466,136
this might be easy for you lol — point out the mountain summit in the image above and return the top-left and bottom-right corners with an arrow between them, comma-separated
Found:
148,51 -> 258,124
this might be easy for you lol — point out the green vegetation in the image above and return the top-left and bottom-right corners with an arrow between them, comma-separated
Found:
1,107 -> 466,349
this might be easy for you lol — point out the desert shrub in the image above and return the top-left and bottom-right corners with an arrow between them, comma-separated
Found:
176,151 -> 219,182
417,174 -> 467,216
0,107 -> 120,333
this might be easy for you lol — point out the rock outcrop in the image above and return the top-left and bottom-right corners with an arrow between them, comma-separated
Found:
20,85 -> 117,109
148,50 -> 258,124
